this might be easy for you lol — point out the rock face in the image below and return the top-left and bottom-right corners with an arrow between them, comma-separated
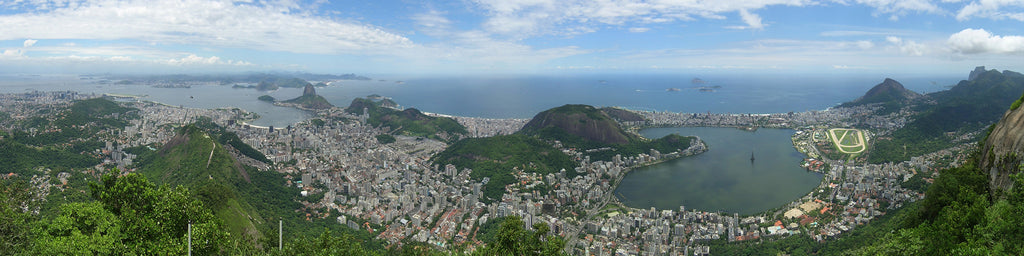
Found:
969,66 -> 988,81
519,104 -> 636,145
302,84 -> 316,96
841,78 -> 921,107
283,84 -> 333,110
981,94 -> 1024,195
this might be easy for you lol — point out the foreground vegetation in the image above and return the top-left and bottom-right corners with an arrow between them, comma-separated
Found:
0,171 -> 567,255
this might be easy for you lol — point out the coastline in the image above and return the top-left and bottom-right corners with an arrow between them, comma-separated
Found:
118,92 -> 855,222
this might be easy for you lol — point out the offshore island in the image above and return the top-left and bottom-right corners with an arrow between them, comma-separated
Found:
4,67 -> 1024,255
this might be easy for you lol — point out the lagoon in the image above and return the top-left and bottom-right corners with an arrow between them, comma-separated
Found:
614,127 -> 823,215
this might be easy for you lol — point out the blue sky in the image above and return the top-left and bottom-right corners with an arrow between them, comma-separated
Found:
0,0 -> 1022,76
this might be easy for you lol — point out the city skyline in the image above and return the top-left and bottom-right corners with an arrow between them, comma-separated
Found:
0,0 -> 1022,75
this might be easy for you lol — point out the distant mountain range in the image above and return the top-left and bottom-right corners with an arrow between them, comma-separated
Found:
840,67 -> 1024,163
103,72 -> 370,84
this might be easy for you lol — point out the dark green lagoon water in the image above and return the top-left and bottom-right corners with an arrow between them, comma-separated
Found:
614,127 -> 823,215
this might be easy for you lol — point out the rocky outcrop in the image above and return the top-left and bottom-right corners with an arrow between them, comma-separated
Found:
282,84 -> 333,110
969,66 -> 988,81
980,93 -> 1024,195
840,78 -> 920,107
302,84 -> 316,96
520,104 -> 636,145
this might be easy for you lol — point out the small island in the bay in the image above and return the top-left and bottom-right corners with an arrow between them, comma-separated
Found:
257,95 -> 275,102
693,85 -> 722,92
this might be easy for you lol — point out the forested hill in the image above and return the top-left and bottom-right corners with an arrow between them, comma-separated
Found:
849,88 -> 1024,254
345,97 -> 467,143
131,123 -> 267,242
431,134 -> 579,203
868,68 -> 1024,163
433,104 -> 696,202
519,104 -> 637,145
518,104 -> 694,161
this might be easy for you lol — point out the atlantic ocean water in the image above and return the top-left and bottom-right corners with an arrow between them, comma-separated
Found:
318,74 -> 960,118
0,73 -> 960,124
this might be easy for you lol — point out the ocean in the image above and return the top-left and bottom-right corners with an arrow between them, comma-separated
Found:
0,73 -> 961,124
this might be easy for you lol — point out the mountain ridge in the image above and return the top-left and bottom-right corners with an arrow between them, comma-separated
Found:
839,78 -> 920,108
345,97 -> 467,143
866,68 -> 1024,163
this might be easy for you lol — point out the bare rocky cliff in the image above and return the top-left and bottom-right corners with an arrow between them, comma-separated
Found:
980,96 -> 1024,195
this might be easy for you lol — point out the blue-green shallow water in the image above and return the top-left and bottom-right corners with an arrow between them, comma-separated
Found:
614,127 -> 823,215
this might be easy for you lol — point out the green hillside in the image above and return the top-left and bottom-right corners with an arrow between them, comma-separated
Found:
520,104 -> 693,161
431,134 -> 579,202
132,124 -> 264,241
838,78 -> 921,114
345,98 -> 467,143
128,120 -> 381,250
2,97 -> 138,176
432,104 -> 694,201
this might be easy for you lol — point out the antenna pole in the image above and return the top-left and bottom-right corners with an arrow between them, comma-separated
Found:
188,221 -> 192,256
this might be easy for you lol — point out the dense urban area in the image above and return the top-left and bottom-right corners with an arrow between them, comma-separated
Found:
0,84 -> 979,255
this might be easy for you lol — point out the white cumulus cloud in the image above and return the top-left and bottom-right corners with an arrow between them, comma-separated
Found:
948,28 -> 1024,54
23,39 -> 37,47
739,9 -> 765,30
0,0 -> 414,55
841,0 -> 946,17
886,36 -> 928,56
471,0 -> 811,37
2,49 -> 23,58
956,0 -> 1024,21
166,54 -> 222,66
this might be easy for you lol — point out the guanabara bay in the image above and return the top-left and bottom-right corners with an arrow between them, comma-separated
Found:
2,1 -> 1024,255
